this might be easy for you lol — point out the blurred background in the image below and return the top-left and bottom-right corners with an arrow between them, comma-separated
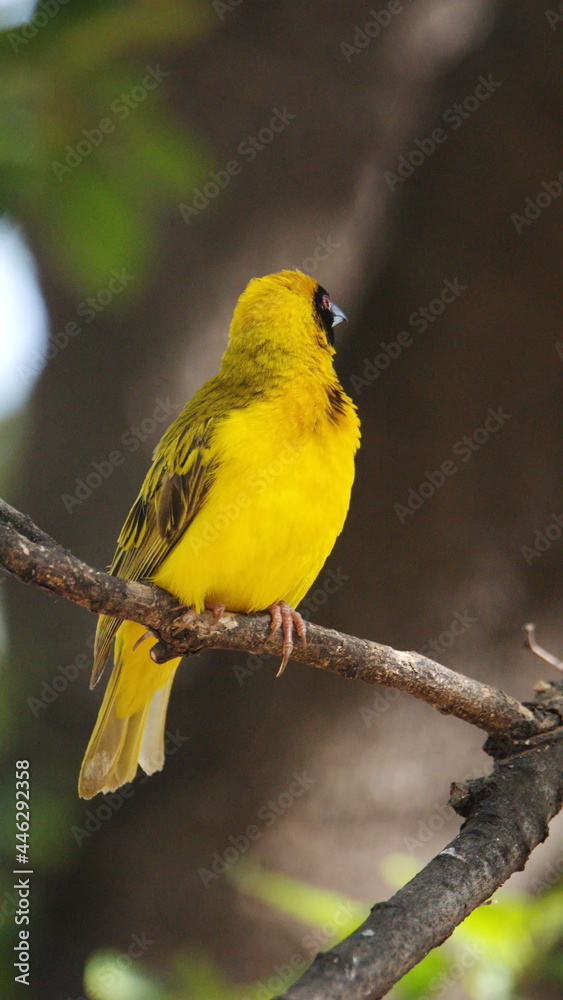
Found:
0,1 -> 562,998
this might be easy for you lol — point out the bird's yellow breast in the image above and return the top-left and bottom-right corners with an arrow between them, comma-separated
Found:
155,378 -> 359,613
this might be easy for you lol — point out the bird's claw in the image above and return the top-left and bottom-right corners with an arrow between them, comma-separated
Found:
268,601 -> 307,677
206,602 -> 226,624
171,608 -> 198,634
132,628 -> 159,652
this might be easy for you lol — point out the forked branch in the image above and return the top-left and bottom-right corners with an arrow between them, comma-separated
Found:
2,497 -> 563,999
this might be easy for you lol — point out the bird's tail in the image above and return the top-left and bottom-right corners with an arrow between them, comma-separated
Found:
78,620 -> 180,799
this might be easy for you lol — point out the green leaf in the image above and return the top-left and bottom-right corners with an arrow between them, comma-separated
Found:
229,860 -> 368,938
43,167 -> 146,293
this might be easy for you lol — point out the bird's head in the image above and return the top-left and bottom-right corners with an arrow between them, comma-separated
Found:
225,270 -> 347,367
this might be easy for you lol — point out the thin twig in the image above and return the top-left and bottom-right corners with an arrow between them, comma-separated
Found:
523,622 -> 563,673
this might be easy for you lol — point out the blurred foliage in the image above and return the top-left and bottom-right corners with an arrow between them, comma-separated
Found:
84,862 -> 370,1000
227,858 -> 369,932
389,854 -> 563,1000
393,885 -> 563,1000
0,4 -> 215,999
0,0 -> 214,294
0,5 -> 562,1000
79,857 -> 563,999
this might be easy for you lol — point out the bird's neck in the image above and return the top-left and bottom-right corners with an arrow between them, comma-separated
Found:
221,339 -> 338,392
220,341 -> 350,437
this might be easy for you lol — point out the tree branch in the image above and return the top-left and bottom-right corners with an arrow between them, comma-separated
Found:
2,498 -> 563,998
275,731 -> 563,1000
0,498 -> 559,740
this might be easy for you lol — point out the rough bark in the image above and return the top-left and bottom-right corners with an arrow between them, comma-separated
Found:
276,734 -> 563,999
1,498 -> 558,740
2,498 -> 563,998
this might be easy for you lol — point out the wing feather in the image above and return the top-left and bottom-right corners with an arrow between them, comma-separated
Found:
91,411 -> 219,687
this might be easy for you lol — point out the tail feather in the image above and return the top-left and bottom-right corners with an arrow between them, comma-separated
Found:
79,620 -> 180,798
139,680 -> 175,775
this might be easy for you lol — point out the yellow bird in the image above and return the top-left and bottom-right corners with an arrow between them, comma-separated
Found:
79,270 -> 360,798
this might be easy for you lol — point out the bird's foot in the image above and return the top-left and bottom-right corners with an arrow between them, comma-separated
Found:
206,602 -> 226,624
171,607 -> 198,633
132,627 -> 159,652
268,601 -> 307,677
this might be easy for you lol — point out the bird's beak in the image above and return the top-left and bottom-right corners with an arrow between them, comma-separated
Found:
331,302 -> 347,327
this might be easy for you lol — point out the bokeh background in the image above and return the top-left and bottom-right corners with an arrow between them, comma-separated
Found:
0,1 -> 562,998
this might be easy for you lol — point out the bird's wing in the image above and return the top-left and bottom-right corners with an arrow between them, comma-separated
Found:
91,411 -> 220,687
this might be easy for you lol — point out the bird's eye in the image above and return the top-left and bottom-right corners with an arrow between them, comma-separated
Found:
313,285 -> 336,345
